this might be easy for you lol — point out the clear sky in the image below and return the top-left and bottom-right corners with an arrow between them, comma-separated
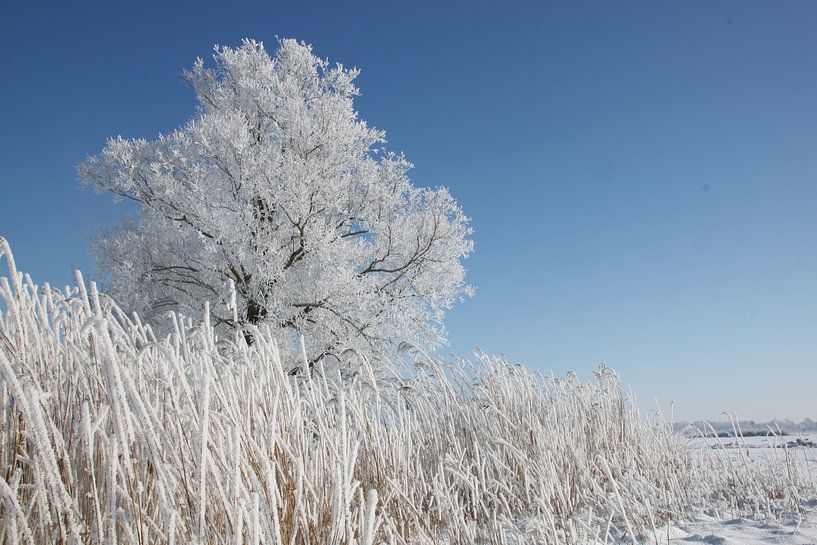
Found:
1,1 -> 815,421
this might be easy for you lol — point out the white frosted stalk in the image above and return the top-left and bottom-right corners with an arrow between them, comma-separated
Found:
82,400 -> 105,542
108,438 -> 118,545
232,425 -> 241,502
73,269 -> 91,316
227,279 -> 238,326
203,301 -> 213,350
265,465 -> 282,545
251,493 -> 261,545
197,366 -> 211,544
360,489 -> 379,545
89,281 -> 102,316
299,335 -> 309,379
0,471 -> 35,545
0,237 -> 22,299
233,503 -> 244,545
167,511 -> 177,545
99,321 -> 135,476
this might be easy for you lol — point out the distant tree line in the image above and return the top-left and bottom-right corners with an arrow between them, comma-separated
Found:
676,417 -> 817,437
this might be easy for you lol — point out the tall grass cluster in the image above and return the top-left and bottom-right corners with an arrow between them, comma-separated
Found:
0,237 -> 814,545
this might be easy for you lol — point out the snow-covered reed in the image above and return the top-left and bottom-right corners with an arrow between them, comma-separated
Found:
0,237 -> 814,544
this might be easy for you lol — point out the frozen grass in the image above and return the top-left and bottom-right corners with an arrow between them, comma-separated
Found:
0,237 -> 814,545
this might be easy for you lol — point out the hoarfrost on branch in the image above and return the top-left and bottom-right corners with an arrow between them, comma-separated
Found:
79,38 -> 473,364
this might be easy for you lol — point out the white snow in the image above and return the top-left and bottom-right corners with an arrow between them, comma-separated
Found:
652,507 -> 817,545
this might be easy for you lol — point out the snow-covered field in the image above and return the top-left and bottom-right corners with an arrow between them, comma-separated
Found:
654,434 -> 817,545
653,507 -> 817,544
1,238 -> 815,544
655,433 -> 817,545
688,432 -> 817,450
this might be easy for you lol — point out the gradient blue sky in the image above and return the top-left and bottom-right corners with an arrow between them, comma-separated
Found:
1,1 -> 815,421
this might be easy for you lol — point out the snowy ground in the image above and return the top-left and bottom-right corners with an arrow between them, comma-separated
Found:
653,507 -> 817,545
654,433 -> 817,545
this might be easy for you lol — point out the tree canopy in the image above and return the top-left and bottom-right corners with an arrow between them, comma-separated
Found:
79,38 -> 473,365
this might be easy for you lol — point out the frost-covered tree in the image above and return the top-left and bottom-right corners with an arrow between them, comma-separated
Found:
79,39 -> 473,364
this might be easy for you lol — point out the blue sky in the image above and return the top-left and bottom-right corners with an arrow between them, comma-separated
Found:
1,1 -> 815,421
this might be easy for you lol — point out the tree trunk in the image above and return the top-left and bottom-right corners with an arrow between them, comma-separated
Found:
242,298 -> 268,344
